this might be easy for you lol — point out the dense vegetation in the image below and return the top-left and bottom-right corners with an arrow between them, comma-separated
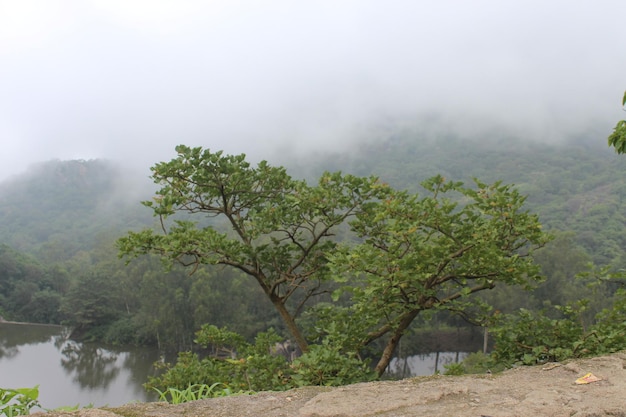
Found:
0,133 -> 625,390
119,145 -> 547,380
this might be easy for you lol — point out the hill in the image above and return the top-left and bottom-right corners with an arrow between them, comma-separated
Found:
0,159 -> 153,258
1,137 -> 624,265
284,135 -> 626,265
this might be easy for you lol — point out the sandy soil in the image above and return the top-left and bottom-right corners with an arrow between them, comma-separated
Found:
37,351 -> 626,417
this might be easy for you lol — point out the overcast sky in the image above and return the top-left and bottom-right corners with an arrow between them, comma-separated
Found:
1,0 -> 625,182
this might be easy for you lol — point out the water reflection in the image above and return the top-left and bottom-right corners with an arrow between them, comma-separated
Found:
0,322 -> 62,359
386,351 -> 468,379
61,341 -> 121,389
0,323 -> 159,408
382,327 -> 487,379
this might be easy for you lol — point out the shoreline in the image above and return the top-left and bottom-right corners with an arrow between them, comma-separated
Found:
0,319 -> 64,328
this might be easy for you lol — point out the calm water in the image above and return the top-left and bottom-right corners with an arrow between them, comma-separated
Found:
386,351 -> 469,379
0,323 -> 160,410
0,322 -> 481,409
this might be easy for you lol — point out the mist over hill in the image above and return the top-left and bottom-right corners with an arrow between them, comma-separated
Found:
280,134 -> 626,265
0,158 -> 154,256
1,135 -> 625,265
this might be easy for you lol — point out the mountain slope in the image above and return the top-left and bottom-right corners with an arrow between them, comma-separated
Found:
0,159 -> 152,257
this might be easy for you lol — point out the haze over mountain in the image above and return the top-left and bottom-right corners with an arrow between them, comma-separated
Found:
0,158 -> 154,255
1,134 -> 624,267
1,1 -> 625,183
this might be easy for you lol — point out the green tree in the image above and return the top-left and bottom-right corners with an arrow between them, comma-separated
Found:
607,91 -> 626,153
329,175 -> 550,375
117,145 -> 384,352
60,271 -> 124,340
118,146 -> 550,385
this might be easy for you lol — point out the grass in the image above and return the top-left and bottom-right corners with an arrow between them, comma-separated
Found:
153,383 -> 254,404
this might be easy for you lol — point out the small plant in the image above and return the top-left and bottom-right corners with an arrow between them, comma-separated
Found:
459,351 -> 505,374
442,362 -> 465,376
153,383 -> 250,404
0,386 -> 40,416
51,403 -> 94,412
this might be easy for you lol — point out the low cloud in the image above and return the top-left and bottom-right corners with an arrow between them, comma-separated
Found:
1,0 -> 624,181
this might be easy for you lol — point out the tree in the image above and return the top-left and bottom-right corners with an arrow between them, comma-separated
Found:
61,271 -> 124,339
117,145 -> 384,353
607,91 -> 626,153
329,175 -> 550,375
118,146 -> 550,383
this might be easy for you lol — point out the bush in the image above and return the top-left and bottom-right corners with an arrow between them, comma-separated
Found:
487,290 -> 626,367
291,343 -> 375,387
147,325 -> 375,394
146,326 -> 292,393
489,304 -> 586,365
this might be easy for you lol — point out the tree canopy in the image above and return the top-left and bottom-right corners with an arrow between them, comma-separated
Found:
117,145 -> 384,352
328,175 -> 549,374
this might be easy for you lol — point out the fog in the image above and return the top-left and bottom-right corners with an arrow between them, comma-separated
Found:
1,0 -> 625,182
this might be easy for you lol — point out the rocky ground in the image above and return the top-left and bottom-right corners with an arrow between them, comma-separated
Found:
37,352 -> 626,417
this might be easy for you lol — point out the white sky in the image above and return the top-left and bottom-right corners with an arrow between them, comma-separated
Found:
1,0 -> 625,181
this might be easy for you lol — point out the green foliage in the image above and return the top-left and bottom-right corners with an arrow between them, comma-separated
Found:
148,352 -> 213,392
147,326 -> 292,393
291,344 -> 375,386
330,175 -> 550,375
153,383 -> 248,404
608,120 -> 626,153
118,145 -> 386,353
458,351 -> 506,374
589,289 -> 626,351
60,271 -> 124,340
148,325 -> 374,393
489,305 -> 586,365
0,159 -> 151,256
0,245 -> 64,324
4,139 -> 625,394
529,233 -> 592,309
442,362 -> 465,375
607,90 -> 626,154
489,287 -> 626,366
103,317 -> 142,345
118,147 -> 552,383
50,403 -> 94,412
0,136 -> 624,355
0,386 -> 40,416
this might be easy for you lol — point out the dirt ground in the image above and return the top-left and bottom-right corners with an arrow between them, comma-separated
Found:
37,352 -> 626,417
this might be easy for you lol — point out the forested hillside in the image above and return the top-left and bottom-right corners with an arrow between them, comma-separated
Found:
0,135 -> 624,354
283,136 -> 626,266
0,159 -> 153,257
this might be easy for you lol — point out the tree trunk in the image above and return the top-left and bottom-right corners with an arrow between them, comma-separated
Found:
374,309 -> 420,377
270,295 -> 310,354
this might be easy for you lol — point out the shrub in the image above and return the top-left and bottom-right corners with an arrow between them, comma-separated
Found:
0,386 -> 40,416
487,290 -> 626,367
147,325 -> 375,394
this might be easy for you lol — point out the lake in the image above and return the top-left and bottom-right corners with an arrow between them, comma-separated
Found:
0,322 -> 482,410
384,326 -> 486,378
386,351 -> 469,378
0,322 -> 160,410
